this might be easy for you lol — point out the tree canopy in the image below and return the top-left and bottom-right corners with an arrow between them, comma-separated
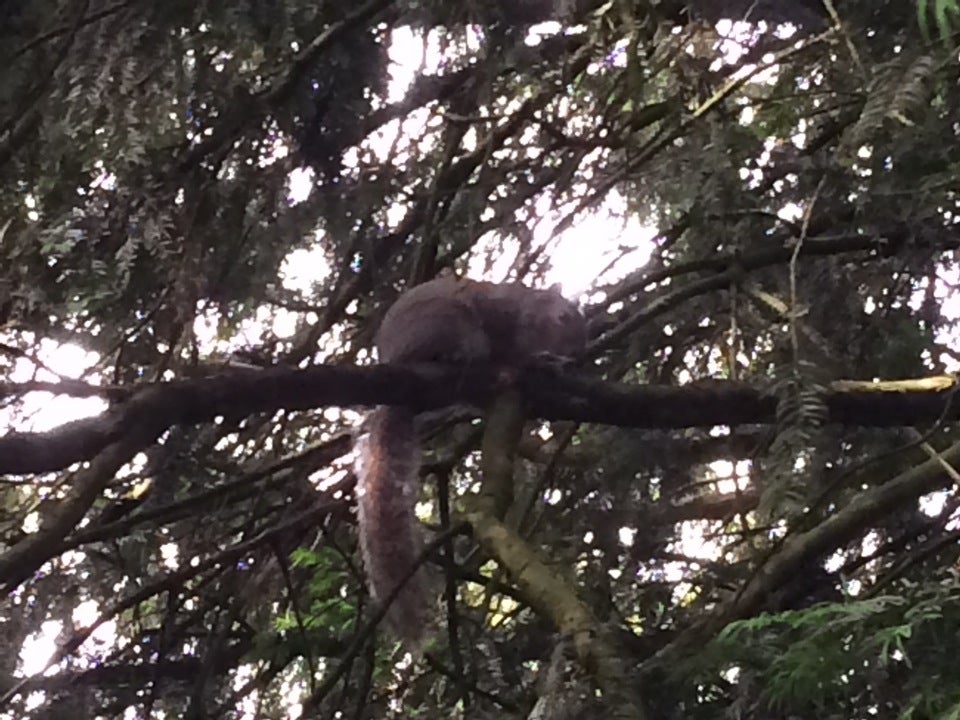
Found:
2,1 -> 960,718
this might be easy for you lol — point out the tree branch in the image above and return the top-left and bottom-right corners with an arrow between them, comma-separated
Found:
1,366 -> 958,477
643,437 -> 960,676
0,424 -> 165,591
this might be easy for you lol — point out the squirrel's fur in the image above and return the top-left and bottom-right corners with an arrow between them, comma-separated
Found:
355,273 -> 586,649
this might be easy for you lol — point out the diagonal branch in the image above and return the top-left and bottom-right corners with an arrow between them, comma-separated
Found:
644,437 -> 960,675
464,509 -> 647,719
592,233 -> 960,353
176,0 -> 397,173
466,387 -> 646,719
0,421 -> 166,591
0,500 -> 338,707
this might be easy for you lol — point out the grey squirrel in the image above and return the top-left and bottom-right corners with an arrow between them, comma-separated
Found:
355,273 -> 587,649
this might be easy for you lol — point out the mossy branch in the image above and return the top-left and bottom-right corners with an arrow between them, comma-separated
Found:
463,388 -> 647,720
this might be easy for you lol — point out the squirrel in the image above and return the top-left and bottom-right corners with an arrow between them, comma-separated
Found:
355,272 -> 587,649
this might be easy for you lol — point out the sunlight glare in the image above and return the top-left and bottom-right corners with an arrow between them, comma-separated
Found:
19,621 -> 61,676
466,189 -> 656,296
160,542 -> 180,570
288,167 -> 314,203
281,246 -> 332,293
387,27 -> 429,102
918,490 -> 947,518
3,340 -> 105,432
675,520 -> 722,562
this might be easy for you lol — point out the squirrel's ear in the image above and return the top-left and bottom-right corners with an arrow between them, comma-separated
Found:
436,267 -> 457,280
548,282 -> 564,294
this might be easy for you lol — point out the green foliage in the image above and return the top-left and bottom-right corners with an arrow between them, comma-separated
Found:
281,547 -> 355,633
3,1 -> 960,719
846,54 -> 938,155
917,0 -> 960,42
757,363 -> 830,519
704,572 -> 960,717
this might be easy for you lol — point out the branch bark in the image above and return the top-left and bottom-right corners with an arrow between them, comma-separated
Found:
0,424 -> 165,591
467,388 -> 646,719
644,437 -> 960,676
1,366 -> 957,476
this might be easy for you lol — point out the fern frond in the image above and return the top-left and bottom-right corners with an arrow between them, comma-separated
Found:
846,54 -> 937,149
757,364 -> 829,519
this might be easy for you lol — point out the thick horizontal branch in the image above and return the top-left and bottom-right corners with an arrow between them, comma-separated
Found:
0,364 -> 957,476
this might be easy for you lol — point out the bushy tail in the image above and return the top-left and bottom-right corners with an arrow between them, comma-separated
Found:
355,406 -> 433,649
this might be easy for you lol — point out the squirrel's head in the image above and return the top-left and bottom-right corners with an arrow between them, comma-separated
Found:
522,284 -> 587,360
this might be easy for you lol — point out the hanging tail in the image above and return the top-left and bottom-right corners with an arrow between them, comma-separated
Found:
355,406 -> 433,650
